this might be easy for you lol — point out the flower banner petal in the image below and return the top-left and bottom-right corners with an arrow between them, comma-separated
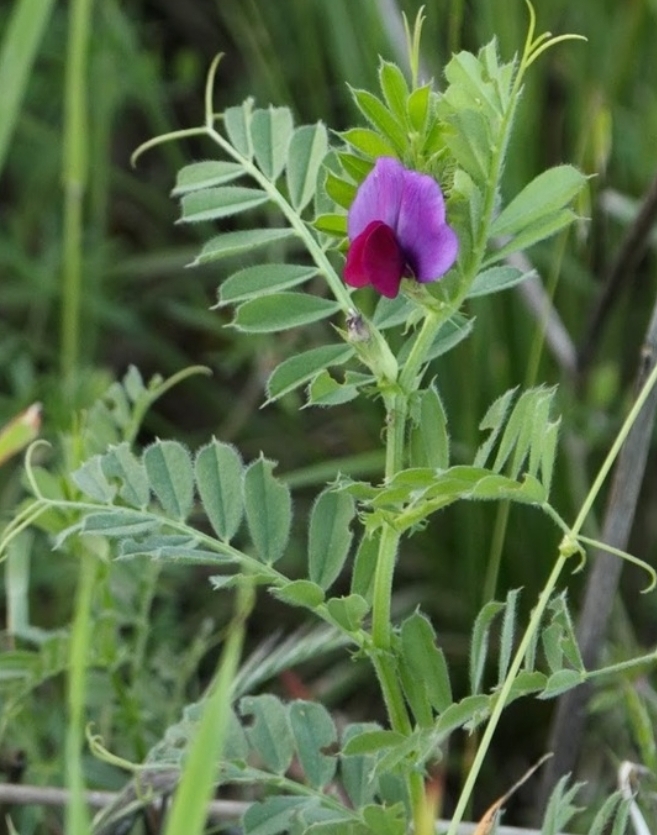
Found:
395,170 -> 456,281
413,224 -> 459,282
347,157 -> 405,239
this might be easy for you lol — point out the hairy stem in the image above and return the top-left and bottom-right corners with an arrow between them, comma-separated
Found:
371,523 -> 402,650
369,309 -> 455,831
65,545 -> 100,835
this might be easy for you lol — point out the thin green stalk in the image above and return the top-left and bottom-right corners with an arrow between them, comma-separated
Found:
372,312 -> 448,650
448,0 -> 465,56
570,358 -> 657,539
130,126 -> 208,165
369,411 -> 414,810
371,523 -> 402,650
384,392 -> 407,478
61,0 -> 94,381
585,648 -> 657,681
448,348 -> 657,833
398,311 -> 442,392
0,499 -> 50,560
482,499 -> 511,605
447,552 -> 568,835
124,365 -> 212,444
372,653 -> 425,824
575,534 -> 655,586
373,312 -> 446,647
130,562 -> 161,682
109,667 -> 148,762
65,545 -> 101,835
524,230 -> 571,389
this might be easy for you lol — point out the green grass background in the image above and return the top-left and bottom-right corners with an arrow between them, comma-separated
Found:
1,0 -> 657,831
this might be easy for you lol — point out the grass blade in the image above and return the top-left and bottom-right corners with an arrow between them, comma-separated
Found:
163,584 -> 253,835
0,0 -> 55,174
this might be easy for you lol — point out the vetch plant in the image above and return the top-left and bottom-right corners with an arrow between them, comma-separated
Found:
4,4 -> 657,834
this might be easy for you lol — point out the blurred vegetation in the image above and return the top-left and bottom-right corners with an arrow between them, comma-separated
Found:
1,0 -> 657,831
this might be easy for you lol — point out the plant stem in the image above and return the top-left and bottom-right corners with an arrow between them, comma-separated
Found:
584,648 -> 657,680
570,357 -> 657,539
65,545 -> 100,835
373,312 -> 444,649
371,523 -> 402,650
372,652 -> 426,825
384,392 -> 407,478
398,310 -> 442,392
373,311 -> 446,651
482,498 -> 510,605
61,0 -> 93,383
448,0 -> 465,55
368,310 -> 452,832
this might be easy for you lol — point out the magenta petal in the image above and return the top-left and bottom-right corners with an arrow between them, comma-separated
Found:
344,229 -> 372,288
395,169 -> 457,281
344,220 -> 404,298
413,224 -> 459,282
347,158 -> 406,240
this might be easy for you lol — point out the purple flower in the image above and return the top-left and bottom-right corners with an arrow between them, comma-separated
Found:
344,157 -> 458,299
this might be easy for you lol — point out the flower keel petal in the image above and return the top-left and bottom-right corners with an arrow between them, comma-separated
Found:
344,220 -> 405,299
